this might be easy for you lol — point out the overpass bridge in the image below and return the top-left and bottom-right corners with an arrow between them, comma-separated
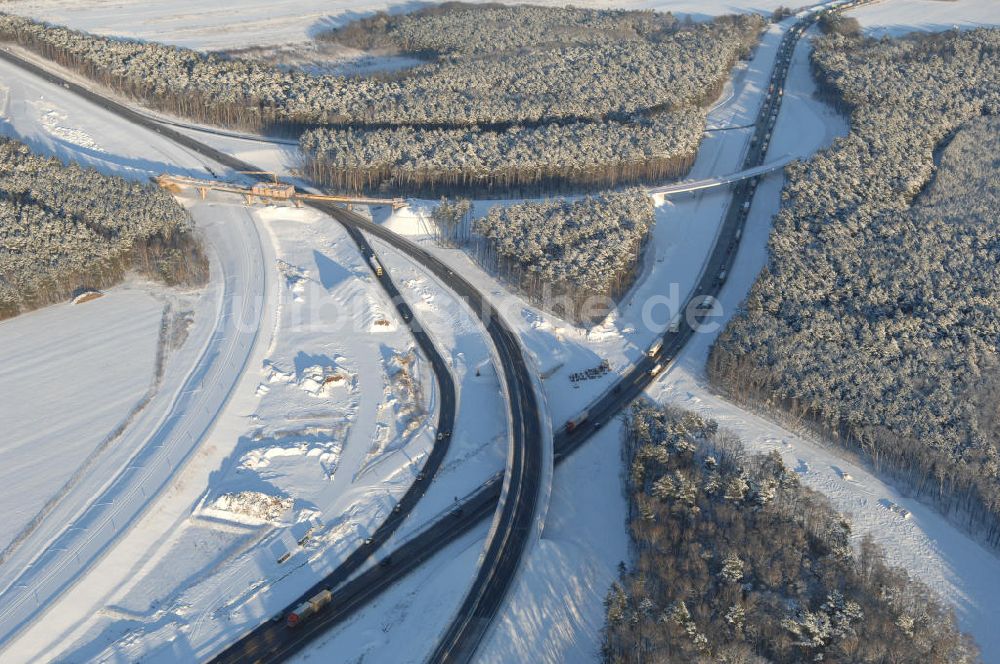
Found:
647,153 -> 794,198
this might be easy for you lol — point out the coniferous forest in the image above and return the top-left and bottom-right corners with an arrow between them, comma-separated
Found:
305,7 -> 764,195
0,138 -> 205,319
606,403 -> 978,663
465,190 -> 654,322
0,7 -> 763,197
0,10 -> 763,130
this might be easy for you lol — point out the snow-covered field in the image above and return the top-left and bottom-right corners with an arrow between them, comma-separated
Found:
0,287 -> 164,552
0,17 -> 468,664
0,42 -> 277,660
852,0 -> 1000,35
0,22 -> 510,661
2,0 -> 995,53
18,198 -> 466,663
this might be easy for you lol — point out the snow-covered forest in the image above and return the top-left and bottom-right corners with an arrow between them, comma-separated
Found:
0,137 -> 204,319
604,403 -> 978,663
464,190 -> 653,322
320,3 -> 684,55
0,10 -> 763,131
709,29 -> 1000,545
299,114 -> 702,196
301,6 -> 763,194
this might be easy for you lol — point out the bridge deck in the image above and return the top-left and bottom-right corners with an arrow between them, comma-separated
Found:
647,154 -> 793,196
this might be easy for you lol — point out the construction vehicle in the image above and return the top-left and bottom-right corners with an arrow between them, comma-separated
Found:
287,589 -> 333,627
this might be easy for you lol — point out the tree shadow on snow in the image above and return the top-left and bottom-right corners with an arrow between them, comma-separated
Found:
307,1 -> 431,38
0,118 -> 210,182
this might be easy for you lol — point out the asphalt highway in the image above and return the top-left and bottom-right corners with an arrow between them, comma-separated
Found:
213,4 -> 879,660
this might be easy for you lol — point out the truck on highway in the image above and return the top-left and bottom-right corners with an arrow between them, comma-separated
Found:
668,313 -> 682,333
287,589 -> 333,627
647,338 -> 663,357
566,410 -> 590,433
649,363 -> 665,377
368,255 -> 384,276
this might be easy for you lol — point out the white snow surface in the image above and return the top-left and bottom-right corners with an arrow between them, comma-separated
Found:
284,235 -> 517,664
0,0 -> 817,51
0,36 -> 277,663
0,38 -> 495,664
850,0 -> 1000,35
2,0 -> 994,53
9,197 -> 458,663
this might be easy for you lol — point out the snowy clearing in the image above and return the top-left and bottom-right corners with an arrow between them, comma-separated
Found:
850,0 -> 1000,35
0,0 -> 827,51
5,195 -> 457,663
2,0 -> 994,53
0,27 -> 270,663
0,287 -> 163,552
